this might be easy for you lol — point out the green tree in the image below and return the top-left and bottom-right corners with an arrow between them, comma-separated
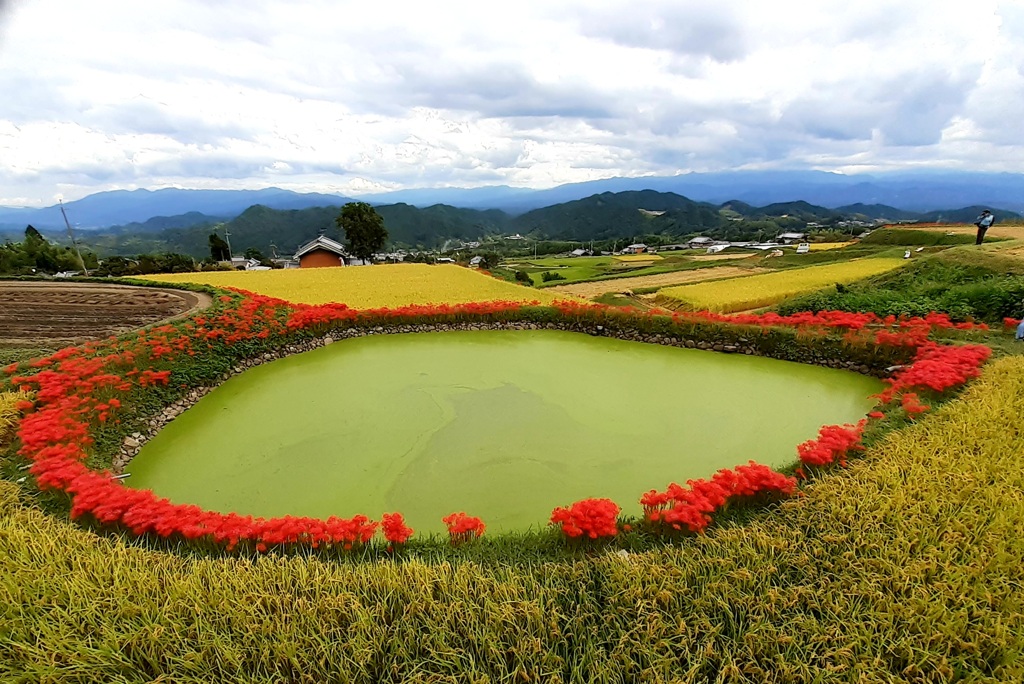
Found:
209,232 -> 231,261
335,202 -> 388,263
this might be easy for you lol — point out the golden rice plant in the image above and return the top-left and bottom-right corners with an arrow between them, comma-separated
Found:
0,390 -> 31,444
657,258 -> 904,312
140,263 -> 572,307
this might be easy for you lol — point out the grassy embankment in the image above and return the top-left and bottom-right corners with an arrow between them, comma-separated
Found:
2,353 -> 1022,681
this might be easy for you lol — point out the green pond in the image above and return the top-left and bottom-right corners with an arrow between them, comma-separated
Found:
129,330 -> 882,535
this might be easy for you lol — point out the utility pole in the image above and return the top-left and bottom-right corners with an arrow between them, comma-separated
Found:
223,226 -> 233,260
59,200 -> 89,276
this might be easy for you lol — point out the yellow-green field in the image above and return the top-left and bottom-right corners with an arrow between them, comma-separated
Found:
658,258 -> 905,313
803,241 -> 854,251
140,264 -> 571,307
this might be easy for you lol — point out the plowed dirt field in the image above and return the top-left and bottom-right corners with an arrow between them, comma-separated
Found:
0,281 -> 210,347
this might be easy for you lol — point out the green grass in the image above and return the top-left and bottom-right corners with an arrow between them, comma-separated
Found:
2,355 -> 1023,681
0,347 -> 56,366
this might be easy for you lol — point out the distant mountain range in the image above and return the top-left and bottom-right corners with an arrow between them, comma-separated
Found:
3,170 -> 1023,235
0,187 -> 352,233
346,170 -> 1024,213
42,190 -> 1019,261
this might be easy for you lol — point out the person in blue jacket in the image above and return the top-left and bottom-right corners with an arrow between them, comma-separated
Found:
974,210 -> 995,245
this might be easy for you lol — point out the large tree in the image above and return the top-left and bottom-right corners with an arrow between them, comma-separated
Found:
335,202 -> 388,263
208,232 -> 231,261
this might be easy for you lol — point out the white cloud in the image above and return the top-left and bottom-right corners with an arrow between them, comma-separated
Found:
0,0 -> 1021,205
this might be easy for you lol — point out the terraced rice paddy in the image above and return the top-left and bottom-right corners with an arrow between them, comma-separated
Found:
140,263 -> 569,307
547,265 -> 763,299
658,258 -> 905,313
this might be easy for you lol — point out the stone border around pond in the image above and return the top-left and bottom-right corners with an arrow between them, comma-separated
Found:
112,320 -> 881,474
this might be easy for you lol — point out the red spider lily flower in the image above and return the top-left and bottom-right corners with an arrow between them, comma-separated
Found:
442,512 -> 486,544
550,498 -> 620,539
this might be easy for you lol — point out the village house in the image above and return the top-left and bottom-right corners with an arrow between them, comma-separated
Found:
776,232 -> 807,244
293,235 -> 348,268
622,243 -> 648,254
687,236 -> 715,249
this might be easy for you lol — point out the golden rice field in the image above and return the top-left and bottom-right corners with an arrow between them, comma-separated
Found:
2,355 -> 1022,681
803,241 -> 854,251
140,264 -> 572,308
657,258 -> 905,313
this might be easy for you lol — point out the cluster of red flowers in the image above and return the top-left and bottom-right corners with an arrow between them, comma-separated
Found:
796,421 -> 867,471
286,299 -> 532,330
877,342 -> 992,402
640,461 -> 797,534
674,309 -> 988,333
442,511 -> 486,544
549,498 -> 621,539
381,512 -> 414,547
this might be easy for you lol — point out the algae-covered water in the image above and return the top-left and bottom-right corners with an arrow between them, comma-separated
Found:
129,330 -> 882,534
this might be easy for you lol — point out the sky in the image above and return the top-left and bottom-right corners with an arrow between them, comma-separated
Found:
0,0 -> 1022,207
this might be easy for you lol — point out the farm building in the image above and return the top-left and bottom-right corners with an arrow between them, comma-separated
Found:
623,243 -> 648,254
687,236 -> 714,249
294,235 -> 348,268
777,232 -> 807,244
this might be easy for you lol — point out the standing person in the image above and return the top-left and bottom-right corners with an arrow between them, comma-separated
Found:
974,210 -> 995,245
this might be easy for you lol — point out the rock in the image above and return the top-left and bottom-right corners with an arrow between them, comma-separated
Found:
123,436 -> 140,449
323,336 -> 334,345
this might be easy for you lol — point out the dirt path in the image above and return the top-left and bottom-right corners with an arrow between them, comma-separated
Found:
0,281 -> 212,347
546,266 -> 764,300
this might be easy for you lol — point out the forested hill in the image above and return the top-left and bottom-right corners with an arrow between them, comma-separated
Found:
509,190 -> 722,241
68,191 -> 1024,260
